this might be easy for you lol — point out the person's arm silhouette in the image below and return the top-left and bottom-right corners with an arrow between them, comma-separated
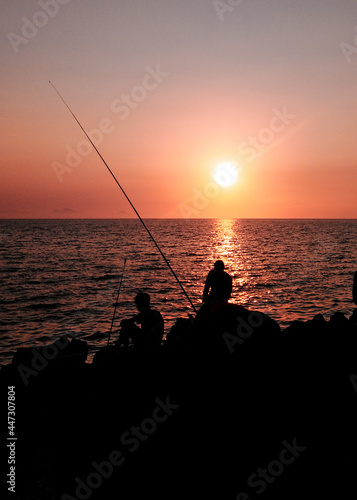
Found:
202,271 -> 213,303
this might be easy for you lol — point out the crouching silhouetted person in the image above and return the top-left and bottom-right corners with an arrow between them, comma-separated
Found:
116,293 -> 164,351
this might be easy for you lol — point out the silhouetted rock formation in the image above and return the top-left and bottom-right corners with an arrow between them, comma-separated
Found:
1,306 -> 357,500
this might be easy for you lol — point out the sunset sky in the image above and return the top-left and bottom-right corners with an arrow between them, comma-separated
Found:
1,0 -> 357,218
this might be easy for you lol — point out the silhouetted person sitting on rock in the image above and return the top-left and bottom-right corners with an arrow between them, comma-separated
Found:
116,293 -> 164,351
184,260 -> 233,338
203,260 -> 232,308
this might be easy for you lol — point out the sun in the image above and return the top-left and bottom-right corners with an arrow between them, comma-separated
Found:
213,162 -> 239,187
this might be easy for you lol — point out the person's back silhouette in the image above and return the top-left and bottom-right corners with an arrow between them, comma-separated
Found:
203,260 -> 232,304
353,271 -> 357,305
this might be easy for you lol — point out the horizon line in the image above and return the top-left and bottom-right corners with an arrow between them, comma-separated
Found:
1,217 -> 357,221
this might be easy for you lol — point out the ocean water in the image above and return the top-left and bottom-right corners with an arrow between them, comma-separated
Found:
0,218 -> 356,366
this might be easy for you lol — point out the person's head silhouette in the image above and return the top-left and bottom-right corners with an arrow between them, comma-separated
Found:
135,292 -> 151,312
214,260 -> 225,271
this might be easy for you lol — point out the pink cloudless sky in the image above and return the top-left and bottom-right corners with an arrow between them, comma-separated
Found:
1,0 -> 357,218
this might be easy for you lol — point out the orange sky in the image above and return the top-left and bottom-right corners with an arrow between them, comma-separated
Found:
1,0 -> 357,218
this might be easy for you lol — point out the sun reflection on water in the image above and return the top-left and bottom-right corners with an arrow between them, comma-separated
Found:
209,219 -> 256,305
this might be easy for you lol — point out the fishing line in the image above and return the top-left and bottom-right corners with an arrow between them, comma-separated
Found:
50,82 -> 197,314
107,258 -> 126,346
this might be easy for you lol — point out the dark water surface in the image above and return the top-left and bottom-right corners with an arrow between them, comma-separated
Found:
1,219 -> 356,366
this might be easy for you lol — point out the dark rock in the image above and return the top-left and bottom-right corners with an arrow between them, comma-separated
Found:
329,311 -> 350,327
85,331 -> 107,340
310,313 -> 326,327
283,319 -> 307,334
10,337 -> 88,378
2,306 -> 357,500
58,337 -> 88,365
165,316 -> 193,345
349,308 -> 357,325
11,346 -> 34,367
92,345 -> 120,368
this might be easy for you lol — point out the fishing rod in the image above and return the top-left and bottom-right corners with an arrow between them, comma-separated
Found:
50,82 -> 197,314
107,258 -> 127,346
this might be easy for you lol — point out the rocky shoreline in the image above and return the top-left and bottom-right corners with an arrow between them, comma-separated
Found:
1,304 -> 357,499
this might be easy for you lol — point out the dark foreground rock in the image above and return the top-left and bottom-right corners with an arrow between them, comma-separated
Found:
1,304 -> 357,500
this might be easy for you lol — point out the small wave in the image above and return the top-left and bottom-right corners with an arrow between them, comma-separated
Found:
92,274 -> 118,281
37,335 -> 56,342
85,332 -> 107,340
254,283 -> 276,288
26,303 -> 62,310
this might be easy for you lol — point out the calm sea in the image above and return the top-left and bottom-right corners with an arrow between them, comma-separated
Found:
0,219 -> 356,366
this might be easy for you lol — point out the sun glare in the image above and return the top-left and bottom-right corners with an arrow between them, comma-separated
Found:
213,162 -> 239,187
